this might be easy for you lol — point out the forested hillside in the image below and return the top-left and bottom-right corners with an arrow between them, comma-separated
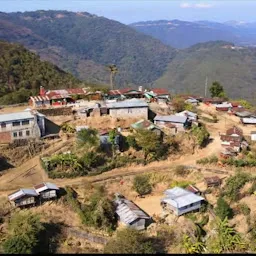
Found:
0,11 -> 176,86
155,41 -> 256,101
0,41 -> 80,104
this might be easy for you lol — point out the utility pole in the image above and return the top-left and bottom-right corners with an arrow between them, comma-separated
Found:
204,76 -> 208,97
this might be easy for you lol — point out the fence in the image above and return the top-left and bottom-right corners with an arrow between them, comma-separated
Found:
67,228 -> 108,245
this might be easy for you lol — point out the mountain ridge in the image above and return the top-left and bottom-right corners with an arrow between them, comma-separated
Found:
0,10 -> 176,87
130,19 -> 256,48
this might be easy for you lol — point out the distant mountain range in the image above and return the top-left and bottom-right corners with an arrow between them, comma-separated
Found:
0,11 -> 256,101
0,11 -> 176,87
130,20 -> 256,48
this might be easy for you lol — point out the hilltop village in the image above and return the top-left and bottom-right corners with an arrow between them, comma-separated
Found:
2,84 -> 256,253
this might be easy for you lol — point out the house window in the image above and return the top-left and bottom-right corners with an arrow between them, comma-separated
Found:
0,122 -> 6,128
19,131 -> 23,137
12,121 -> 20,127
13,132 -> 17,138
26,130 -> 30,136
22,120 -> 29,126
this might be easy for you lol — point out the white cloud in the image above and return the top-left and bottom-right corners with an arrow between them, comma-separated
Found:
180,3 -> 192,8
180,2 -> 214,9
194,3 -> 214,9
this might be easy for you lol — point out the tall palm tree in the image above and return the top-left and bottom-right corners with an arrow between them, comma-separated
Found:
107,64 -> 118,90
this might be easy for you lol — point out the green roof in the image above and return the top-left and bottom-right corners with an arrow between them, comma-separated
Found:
131,119 -> 160,130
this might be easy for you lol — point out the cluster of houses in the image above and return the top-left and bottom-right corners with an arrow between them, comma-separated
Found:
213,100 -> 256,125
29,86 -> 170,109
220,126 -> 248,157
8,182 -> 59,208
115,176 -> 222,230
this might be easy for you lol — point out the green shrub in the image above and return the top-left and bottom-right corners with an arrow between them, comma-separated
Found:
133,174 -> 152,196
248,182 -> 256,194
208,155 -> 218,164
3,212 -> 44,254
224,172 -> 251,201
126,135 -> 138,149
173,165 -> 190,176
104,228 -> 156,254
215,198 -> 233,220
170,180 -> 191,189
239,203 -> 251,216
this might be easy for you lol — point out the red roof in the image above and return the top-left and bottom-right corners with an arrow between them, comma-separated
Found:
66,88 -> 86,95
151,88 -> 169,95
109,88 -> 142,96
231,107 -> 245,113
186,184 -> 200,194
230,102 -> 240,107
226,126 -> 243,136
220,135 -> 242,142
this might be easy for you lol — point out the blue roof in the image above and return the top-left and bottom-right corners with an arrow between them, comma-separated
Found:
161,187 -> 205,208
0,111 -> 35,123
154,115 -> 187,123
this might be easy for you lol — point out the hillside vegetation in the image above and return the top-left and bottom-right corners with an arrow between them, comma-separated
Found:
0,41 -> 80,104
0,10 -> 176,87
155,41 -> 256,101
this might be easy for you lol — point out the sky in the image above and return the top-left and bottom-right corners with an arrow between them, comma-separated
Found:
0,0 -> 255,24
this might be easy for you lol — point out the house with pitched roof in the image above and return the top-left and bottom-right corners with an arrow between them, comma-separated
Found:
131,119 -> 162,136
154,115 -> 190,131
114,194 -> 151,230
220,126 -> 245,153
8,188 -> 38,208
34,182 -> 59,200
161,187 -> 205,216
106,99 -> 148,119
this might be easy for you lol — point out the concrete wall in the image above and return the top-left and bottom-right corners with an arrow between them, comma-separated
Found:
0,131 -> 12,143
129,218 -> 146,230
0,115 -> 45,143
109,107 -> 148,119
177,201 -> 202,216
251,134 -> 256,141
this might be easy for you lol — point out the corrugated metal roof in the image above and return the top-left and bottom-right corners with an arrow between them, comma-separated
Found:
242,118 -> 256,124
150,88 -> 169,95
235,111 -> 252,117
226,126 -> 243,136
154,115 -> 187,123
161,187 -> 204,208
115,198 -> 150,225
216,102 -> 232,108
176,110 -> 197,118
0,111 -> 34,123
131,119 -> 160,131
106,99 -> 148,109
8,188 -> 38,201
34,182 -> 59,193
185,98 -> 198,103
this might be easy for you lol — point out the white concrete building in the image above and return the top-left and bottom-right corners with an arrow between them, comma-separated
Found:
106,99 -> 148,119
0,110 -> 45,144
161,187 -> 205,216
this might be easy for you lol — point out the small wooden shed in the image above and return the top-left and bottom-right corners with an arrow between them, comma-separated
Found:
8,188 -> 38,208
204,176 -> 221,187
34,182 -> 59,200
